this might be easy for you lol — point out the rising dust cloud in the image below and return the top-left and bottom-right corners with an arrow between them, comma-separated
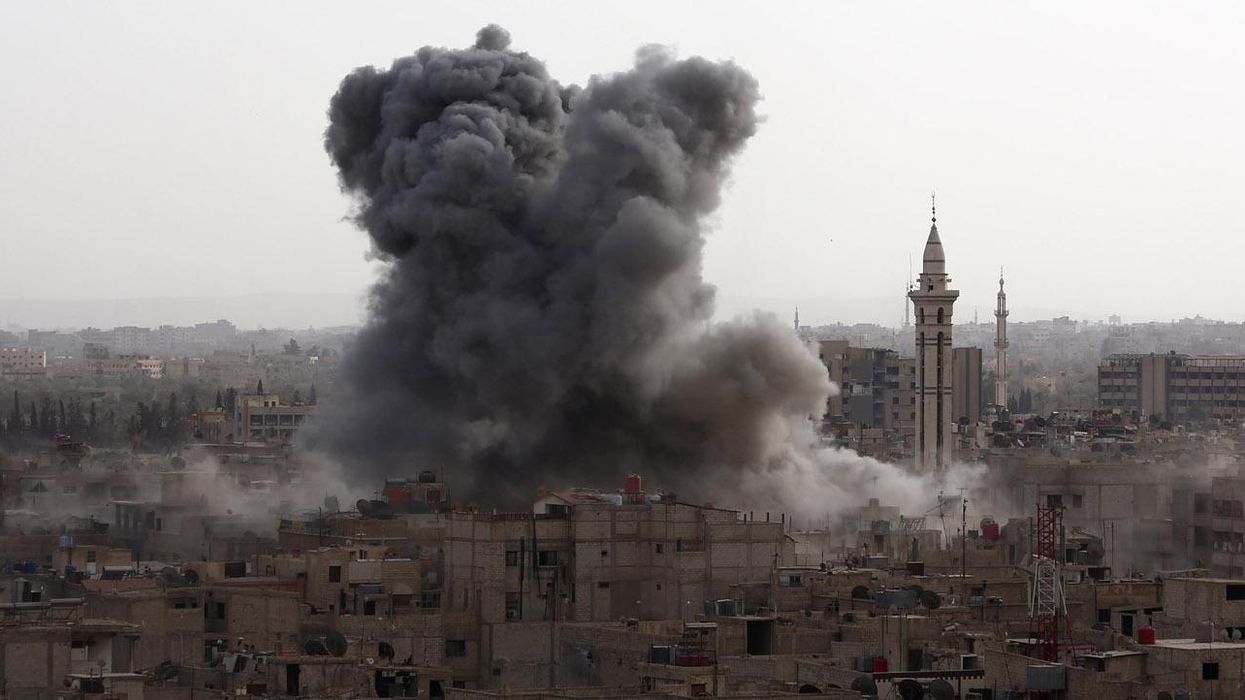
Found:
307,25 -> 978,517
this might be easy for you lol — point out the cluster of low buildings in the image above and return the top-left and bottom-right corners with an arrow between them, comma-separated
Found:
8,439 -> 1245,699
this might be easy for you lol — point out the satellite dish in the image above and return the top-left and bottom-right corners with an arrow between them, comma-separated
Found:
849,676 -> 878,695
303,640 -> 328,656
366,657 -> 375,665
1157,692 -> 1173,700
378,641 -> 395,659
184,569 -> 200,585
326,631 -> 348,657
851,585 -> 872,600
1174,692 -> 1191,700
920,590 -> 942,610
927,679 -> 956,700
897,678 -> 924,700
1235,629 -> 1243,640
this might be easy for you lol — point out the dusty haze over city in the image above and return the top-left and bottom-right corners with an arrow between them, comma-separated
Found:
4,2 -> 1245,329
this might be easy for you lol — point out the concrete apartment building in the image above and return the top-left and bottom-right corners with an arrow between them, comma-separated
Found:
951,346 -> 982,425
1099,352 -> 1245,421
234,392 -> 315,443
818,340 -> 914,432
85,353 -> 165,380
0,346 -> 47,378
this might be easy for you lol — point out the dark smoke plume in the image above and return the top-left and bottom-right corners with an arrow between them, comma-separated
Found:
311,26 -> 831,503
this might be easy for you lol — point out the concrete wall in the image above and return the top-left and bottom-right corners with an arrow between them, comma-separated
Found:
0,626 -> 71,697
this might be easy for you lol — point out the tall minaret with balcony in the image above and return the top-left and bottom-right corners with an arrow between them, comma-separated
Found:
908,197 -> 959,471
994,269 -> 1009,408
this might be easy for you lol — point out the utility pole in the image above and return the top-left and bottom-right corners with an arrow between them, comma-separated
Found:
961,490 -> 968,604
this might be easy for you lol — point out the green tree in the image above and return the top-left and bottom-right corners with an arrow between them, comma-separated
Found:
215,389 -> 223,409
11,390 -> 21,433
165,392 -> 181,445
309,384 -> 317,405
256,379 -> 265,395
283,338 -> 301,355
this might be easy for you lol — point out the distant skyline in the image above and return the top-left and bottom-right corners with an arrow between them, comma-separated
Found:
3,3 -> 1245,324
0,290 -> 1231,333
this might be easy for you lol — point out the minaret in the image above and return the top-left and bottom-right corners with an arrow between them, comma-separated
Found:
908,196 -> 959,471
994,268 -> 1009,408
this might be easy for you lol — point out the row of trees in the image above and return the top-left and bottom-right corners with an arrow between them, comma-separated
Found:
0,380 -> 318,452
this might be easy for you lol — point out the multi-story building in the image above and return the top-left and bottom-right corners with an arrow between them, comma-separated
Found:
817,341 -> 917,438
1098,353 -> 1245,421
84,354 -> 164,380
234,393 -> 315,443
951,346 -> 983,425
0,347 -> 48,378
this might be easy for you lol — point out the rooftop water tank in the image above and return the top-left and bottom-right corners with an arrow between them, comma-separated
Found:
981,518 -> 1001,541
624,474 -> 642,494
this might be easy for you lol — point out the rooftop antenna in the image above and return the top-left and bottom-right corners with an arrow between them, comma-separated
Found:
903,255 -> 912,328
931,191 -> 937,223
794,306 -> 800,332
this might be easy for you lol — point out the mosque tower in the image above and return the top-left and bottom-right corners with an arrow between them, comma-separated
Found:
908,197 -> 959,471
994,269 -> 1009,408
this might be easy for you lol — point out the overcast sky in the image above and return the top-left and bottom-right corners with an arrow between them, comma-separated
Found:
2,2 -> 1244,328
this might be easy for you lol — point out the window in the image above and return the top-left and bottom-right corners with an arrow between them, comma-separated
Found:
328,565 -> 341,583
358,549 -> 367,560
445,640 -> 467,657
655,543 -> 663,554
597,582 -> 610,589
1203,662 -> 1220,680
1072,494 -> 1083,508
600,549 -> 608,558
1097,608 -> 1111,623
1195,493 -> 1212,514
1046,494 -> 1063,508
86,550 -> 96,563
537,550 -> 558,567
505,551 -> 519,567
1226,584 -> 1245,601
420,591 -> 441,609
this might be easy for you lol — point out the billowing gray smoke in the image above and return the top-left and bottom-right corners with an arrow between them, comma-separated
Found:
312,26 -> 831,503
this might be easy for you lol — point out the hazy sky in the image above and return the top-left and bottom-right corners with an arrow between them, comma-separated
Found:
2,2 -> 1244,327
